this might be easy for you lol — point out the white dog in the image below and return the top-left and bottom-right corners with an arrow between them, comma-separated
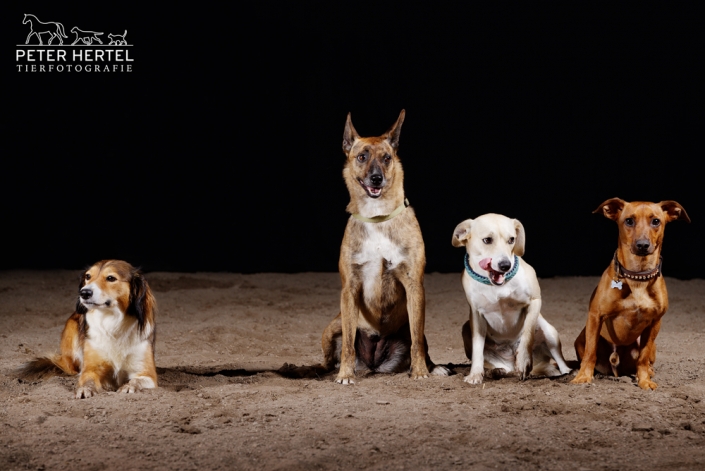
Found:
452,213 -> 572,384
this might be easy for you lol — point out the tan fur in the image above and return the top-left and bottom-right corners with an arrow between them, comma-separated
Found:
18,260 -> 157,398
321,110 -> 447,384
572,199 -> 690,390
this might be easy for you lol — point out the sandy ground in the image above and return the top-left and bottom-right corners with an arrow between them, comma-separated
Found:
2,270 -> 705,470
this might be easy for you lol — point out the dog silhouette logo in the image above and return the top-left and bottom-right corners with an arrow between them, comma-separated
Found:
108,30 -> 128,46
71,27 -> 104,45
23,14 -> 67,45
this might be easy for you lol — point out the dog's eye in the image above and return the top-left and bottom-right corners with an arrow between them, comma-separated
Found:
651,218 -> 660,227
625,218 -> 635,227
482,237 -> 492,244
508,237 -> 515,244
383,154 -> 392,164
84,274 -> 91,280
106,276 -> 117,282
357,153 -> 367,163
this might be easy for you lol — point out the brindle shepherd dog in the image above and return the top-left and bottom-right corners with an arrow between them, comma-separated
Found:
321,110 -> 449,384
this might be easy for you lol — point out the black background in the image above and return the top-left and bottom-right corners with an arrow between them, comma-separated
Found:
5,4 -> 703,278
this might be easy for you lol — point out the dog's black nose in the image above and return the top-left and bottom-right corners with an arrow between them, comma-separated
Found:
80,288 -> 93,300
635,240 -> 651,252
498,259 -> 511,272
370,174 -> 383,186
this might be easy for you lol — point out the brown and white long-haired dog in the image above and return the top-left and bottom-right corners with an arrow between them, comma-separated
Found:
18,260 -> 157,398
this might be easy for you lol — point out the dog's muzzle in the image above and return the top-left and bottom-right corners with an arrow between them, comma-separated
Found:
479,257 -> 512,286
357,176 -> 384,198
632,239 -> 653,256
79,287 -> 111,307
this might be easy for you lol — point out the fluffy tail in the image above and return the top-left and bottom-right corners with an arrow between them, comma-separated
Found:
17,355 -> 77,381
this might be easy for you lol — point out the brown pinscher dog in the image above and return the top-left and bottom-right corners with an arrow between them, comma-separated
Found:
572,198 -> 690,390
321,110 -> 449,384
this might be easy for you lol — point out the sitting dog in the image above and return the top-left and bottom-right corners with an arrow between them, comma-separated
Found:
70,27 -> 103,45
321,110 -> 449,384
18,260 -> 157,398
572,198 -> 690,390
108,30 -> 128,46
453,214 -> 572,384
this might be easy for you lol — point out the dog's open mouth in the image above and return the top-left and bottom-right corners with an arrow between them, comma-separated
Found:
357,178 -> 382,198
479,258 -> 507,286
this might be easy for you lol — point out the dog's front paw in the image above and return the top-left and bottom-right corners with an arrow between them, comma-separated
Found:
570,371 -> 594,384
431,365 -> 451,376
117,381 -> 140,394
516,352 -> 533,381
75,386 -> 97,399
638,379 -> 658,390
410,364 -> 430,379
464,371 -> 484,385
335,374 -> 355,385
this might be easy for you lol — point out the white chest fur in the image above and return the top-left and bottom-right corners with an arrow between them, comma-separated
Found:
462,267 -> 534,339
353,223 -> 406,305
85,308 -> 150,371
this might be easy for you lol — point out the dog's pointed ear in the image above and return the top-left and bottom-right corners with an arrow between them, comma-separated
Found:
594,197 -> 626,221
659,200 -> 691,223
452,219 -> 473,247
385,109 -> 406,149
127,270 -> 155,332
343,112 -> 359,153
513,219 -> 526,257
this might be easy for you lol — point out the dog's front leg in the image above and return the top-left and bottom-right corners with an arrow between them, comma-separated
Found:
401,276 -> 430,379
465,307 -> 487,384
336,286 -> 359,385
516,298 -> 540,380
635,319 -> 661,390
571,309 -> 603,384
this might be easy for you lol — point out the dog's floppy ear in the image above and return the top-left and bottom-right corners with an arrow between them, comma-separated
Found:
127,270 -> 156,332
659,200 -> 691,223
385,109 -> 406,149
513,219 -> 526,257
594,197 -> 626,221
342,112 -> 360,153
452,219 -> 473,247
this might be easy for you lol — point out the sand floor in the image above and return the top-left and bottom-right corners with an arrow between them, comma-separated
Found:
2,270 -> 705,470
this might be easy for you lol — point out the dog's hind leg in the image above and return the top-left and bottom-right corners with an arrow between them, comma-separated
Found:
536,315 -> 572,375
423,335 -> 450,376
321,313 -> 343,371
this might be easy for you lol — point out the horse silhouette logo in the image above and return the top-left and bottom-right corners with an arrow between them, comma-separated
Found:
108,30 -> 128,46
71,27 -> 104,45
23,13 -> 67,45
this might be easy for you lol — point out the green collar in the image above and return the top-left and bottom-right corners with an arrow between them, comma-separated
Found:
352,198 -> 409,223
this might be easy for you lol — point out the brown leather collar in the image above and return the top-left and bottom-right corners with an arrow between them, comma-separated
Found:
613,251 -> 662,281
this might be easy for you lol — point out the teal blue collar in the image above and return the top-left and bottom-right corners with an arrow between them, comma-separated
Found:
464,254 -> 520,286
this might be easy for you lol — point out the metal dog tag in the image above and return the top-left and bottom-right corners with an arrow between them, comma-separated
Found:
611,280 -> 623,290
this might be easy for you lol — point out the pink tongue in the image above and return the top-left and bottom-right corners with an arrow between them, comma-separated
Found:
479,258 -> 492,271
